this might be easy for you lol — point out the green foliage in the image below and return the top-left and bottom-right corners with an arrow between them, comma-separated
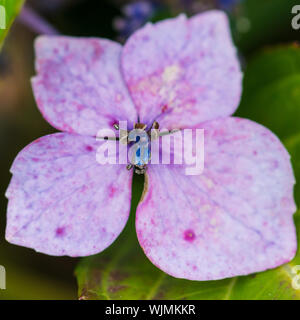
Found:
76,45 -> 300,300
0,0 -> 25,50
231,0 -> 300,54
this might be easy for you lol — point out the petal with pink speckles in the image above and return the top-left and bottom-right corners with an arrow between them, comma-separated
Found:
32,36 -> 137,136
5,133 -> 132,256
122,11 -> 242,130
136,117 -> 297,280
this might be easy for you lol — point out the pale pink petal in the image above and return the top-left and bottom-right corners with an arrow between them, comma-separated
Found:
122,11 -> 242,129
5,133 -> 132,256
32,36 -> 137,136
136,117 -> 296,280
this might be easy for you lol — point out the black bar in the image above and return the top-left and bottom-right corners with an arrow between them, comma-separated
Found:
0,300 -> 295,318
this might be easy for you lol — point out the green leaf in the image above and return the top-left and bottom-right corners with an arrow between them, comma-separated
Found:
76,45 -> 300,300
0,0 -> 25,50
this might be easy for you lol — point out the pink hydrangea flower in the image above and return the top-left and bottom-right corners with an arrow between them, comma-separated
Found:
5,11 -> 297,281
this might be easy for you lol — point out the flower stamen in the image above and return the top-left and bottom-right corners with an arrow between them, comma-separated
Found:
113,121 -> 160,175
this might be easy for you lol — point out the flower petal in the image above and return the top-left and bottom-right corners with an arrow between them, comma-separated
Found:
136,117 -> 297,280
32,36 -> 137,136
6,133 -> 132,256
122,11 -> 242,129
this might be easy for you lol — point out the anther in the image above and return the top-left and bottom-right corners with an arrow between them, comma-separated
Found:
151,121 -> 159,130
134,123 -> 147,130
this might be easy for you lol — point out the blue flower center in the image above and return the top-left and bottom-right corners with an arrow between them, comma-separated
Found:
135,135 -> 151,166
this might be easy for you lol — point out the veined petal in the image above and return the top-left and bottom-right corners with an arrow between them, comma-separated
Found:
32,36 -> 137,136
5,133 -> 132,256
122,11 -> 242,129
136,117 -> 296,280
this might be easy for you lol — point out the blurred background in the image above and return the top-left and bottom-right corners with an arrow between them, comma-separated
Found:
0,0 -> 300,299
